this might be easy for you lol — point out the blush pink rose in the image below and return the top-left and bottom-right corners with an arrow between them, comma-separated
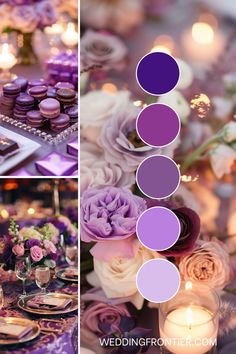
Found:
12,244 -> 25,257
30,246 -> 43,262
43,240 -> 57,254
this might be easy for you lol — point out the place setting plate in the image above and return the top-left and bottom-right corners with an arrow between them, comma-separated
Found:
56,267 -> 78,282
17,292 -> 78,315
0,317 -> 40,345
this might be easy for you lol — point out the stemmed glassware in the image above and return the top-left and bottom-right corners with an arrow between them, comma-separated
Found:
15,256 -> 31,298
65,245 -> 77,267
35,266 -> 50,294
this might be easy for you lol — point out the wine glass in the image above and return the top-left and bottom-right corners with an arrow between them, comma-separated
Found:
0,286 -> 4,310
65,245 -> 77,266
15,256 -> 31,298
35,266 -> 50,294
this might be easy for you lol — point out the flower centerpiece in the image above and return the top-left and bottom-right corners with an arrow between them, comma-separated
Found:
0,219 -> 59,270
0,0 -> 57,64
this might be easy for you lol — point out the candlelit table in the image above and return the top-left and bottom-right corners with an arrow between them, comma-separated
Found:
0,278 -> 78,354
0,64 -> 78,176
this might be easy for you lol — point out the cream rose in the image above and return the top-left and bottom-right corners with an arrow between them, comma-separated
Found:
81,90 -> 131,144
19,227 -> 42,240
93,240 -> 161,302
222,121 -> 236,143
158,90 -> 190,124
210,144 -> 236,178
179,240 -> 232,289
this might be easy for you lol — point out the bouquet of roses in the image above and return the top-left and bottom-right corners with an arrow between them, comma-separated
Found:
0,219 -> 59,270
0,0 -> 56,34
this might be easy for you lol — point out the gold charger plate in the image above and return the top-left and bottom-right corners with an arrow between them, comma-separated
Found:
0,317 -> 40,345
56,267 -> 78,282
18,293 -> 78,315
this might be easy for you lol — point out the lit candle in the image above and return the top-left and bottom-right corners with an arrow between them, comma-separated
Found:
159,282 -> 219,354
160,305 -> 217,354
151,35 -> 175,55
61,22 -> 78,47
45,23 -> 64,35
182,19 -> 225,67
0,43 -> 17,71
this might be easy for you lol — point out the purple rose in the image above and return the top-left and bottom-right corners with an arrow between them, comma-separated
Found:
146,199 -> 201,257
36,0 -> 56,28
98,103 -> 178,173
25,238 -> 41,248
81,186 -> 146,242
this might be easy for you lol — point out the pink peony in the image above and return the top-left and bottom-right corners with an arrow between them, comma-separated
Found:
30,245 -> 43,262
43,240 -> 57,254
12,243 -> 25,257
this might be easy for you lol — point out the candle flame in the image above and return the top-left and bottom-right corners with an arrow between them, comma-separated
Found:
186,307 -> 193,328
0,209 -> 9,219
192,22 -> 214,44
185,281 -> 193,291
27,208 -> 35,215
151,35 -> 174,55
151,45 -> 171,55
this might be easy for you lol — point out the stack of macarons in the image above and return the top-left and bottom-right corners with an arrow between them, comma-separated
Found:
0,77 -> 78,132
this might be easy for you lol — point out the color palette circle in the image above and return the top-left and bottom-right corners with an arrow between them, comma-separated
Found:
136,52 -> 180,95
136,259 -> 180,303
136,207 -> 180,251
136,155 -> 180,199
136,103 -> 180,147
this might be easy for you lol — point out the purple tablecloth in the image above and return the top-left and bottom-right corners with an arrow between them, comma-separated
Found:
0,279 -> 78,354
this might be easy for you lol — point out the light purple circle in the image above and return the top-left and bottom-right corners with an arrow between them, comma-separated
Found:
136,103 -> 180,148
137,207 -> 180,251
136,259 -> 180,303
136,155 -> 180,199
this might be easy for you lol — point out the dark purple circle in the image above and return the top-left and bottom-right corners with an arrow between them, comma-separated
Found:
136,52 -> 180,95
137,103 -> 180,147
136,155 -> 180,199
137,207 -> 180,251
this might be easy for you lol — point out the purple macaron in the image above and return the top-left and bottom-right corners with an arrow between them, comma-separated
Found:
15,93 -> 35,110
47,87 -> 57,98
3,83 -> 21,98
28,85 -> 48,100
65,104 -> 78,123
39,98 -> 60,119
13,77 -> 28,92
50,113 -> 70,132
26,110 -> 45,128
28,79 -> 47,88
55,82 -> 75,90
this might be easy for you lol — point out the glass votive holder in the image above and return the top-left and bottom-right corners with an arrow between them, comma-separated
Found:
159,281 -> 220,354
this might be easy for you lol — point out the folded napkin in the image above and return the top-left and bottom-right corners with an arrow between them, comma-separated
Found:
27,295 -> 72,310
63,268 -> 78,279
0,324 -> 32,339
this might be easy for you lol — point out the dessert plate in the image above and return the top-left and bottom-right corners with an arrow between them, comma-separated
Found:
0,126 -> 40,175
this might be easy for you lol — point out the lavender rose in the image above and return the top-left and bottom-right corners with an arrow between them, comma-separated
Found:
10,5 -> 39,33
81,30 -> 128,71
36,0 -> 56,28
30,245 -> 43,262
81,186 -> 146,242
81,301 -> 130,335
81,141 -> 135,194
179,240 -> 233,289
98,103 -> 178,173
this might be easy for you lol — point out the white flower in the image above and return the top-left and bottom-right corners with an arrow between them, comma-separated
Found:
176,59 -> 193,90
81,141 -> 135,194
80,0 -> 144,35
212,97 -> 234,119
19,227 -> 42,240
91,240 -> 161,309
222,121 -> 236,143
81,90 -> 131,144
44,223 -> 59,240
179,240 -> 232,289
158,90 -> 190,124
210,144 -> 236,178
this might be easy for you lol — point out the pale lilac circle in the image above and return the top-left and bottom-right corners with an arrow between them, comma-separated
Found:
136,207 -> 181,251
136,103 -> 180,148
136,155 -> 180,199
136,259 -> 180,303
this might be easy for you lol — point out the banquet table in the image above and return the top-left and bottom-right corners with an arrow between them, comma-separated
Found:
0,278 -> 78,354
0,64 -> 78,176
